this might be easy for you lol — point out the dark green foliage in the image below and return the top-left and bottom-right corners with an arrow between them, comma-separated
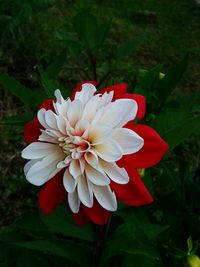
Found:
0,2 -> 200,267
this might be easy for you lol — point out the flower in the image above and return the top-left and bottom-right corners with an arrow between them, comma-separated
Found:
22,82 -> 168,225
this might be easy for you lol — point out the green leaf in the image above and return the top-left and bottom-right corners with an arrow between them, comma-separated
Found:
156,54 -> 189,103
162,115 -> 200,150
12,239 -> 91,266
0,113 -> 34,125
73,11 -> 98,51
0,73 -> 33,107
116,35 -> 145,60
187,236 -> 193,255
101,222 -> 160,265
45,49 -> 67,78
40,204 -> 94,242
13,210 -> 47,233
135,65 -> 162,102
96,20 -> 112,47
39,49 -> 66,98
17,250 -> 49,267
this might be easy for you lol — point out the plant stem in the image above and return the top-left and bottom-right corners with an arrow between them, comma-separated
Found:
92,224 -> 108,267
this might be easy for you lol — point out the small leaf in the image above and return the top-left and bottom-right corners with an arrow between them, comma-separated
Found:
187,236 -> 193,255
116,35 -> 145,60
0,73 -> 33,107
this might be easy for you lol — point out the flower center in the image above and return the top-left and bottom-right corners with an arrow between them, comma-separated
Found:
58,136 -> 75,155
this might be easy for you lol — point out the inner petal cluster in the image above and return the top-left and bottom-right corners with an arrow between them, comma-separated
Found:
22,83 -> 144,213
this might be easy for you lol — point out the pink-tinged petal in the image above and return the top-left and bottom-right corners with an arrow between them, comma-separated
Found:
71,205 -> 88,226
121,93 -> 146,120
39,99 -> 54,111
122,124 -> 169,168
110,168 -> 153,206
71,81 -> 97,101
24,118 -> 41,144
100,84 -> 128,100
83,200 -> 112,225
88,124 -> 112,145
38,171 -> 66,215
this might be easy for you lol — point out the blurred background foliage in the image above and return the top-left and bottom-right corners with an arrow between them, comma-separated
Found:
0,0 -> 200,266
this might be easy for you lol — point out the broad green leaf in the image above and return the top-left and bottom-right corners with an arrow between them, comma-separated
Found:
17,250 -> 49,267
96,20 -> 112,47
0,73 -> 33,106
74,11 -> 98,51
156,54 -> 189,103
162,115 -> 200,150
123,254 -> 162,267
101,222 -> 160,265
135,65 -> 162,102
40,204 -> 94,242
116,35 -> 145,61
13,210 -> 47,233
45,49 -> 67,78
12,239 -> 91,266
0,113 -> 34,125
39,68 -> 58,99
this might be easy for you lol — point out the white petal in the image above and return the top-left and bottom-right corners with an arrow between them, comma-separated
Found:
92,184 -> 117,211
22,142 -> 61,159
97,91 -> 113,107
38,130 -> 59,144
45,129 -> 63,139
55,89 -> 64,104
37,108 -> 49,128
24,159 -> 38,175
88,124 -> 112,145
45,110 -> 58,130
112,128 -> 144,154
68,190 -> 80,213
85,151 -> 99,169
79,157 -> 86,174
26,154 -> 63,186
82,99 -> 97,123
63,168 -> 76,193
99,99 -> 138,128
67,100 -> 82,127
94,140 -> 123,162
100,160 -> 129,184
69,159 -> 82,178
85,164 -> 110,186
75,83 -> 96,105
56,115 -> 67,135
77,175 -> 93,208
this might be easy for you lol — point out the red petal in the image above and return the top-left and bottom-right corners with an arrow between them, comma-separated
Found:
24,118 -> 42,144
38,171 -> 67,215
83,200 -> 112,225
122,124 -> 169,168
71,81 -> 97,100
71,206 -> 88,226
110,168 -> 153,206
40,99 -> 54,111
100,84 -> 128,101
121,93 -> 146,120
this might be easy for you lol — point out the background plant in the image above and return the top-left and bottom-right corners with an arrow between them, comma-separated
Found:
0,1 -> 200,266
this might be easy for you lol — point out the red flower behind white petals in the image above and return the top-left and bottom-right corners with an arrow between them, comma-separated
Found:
22,82 -> 168,225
